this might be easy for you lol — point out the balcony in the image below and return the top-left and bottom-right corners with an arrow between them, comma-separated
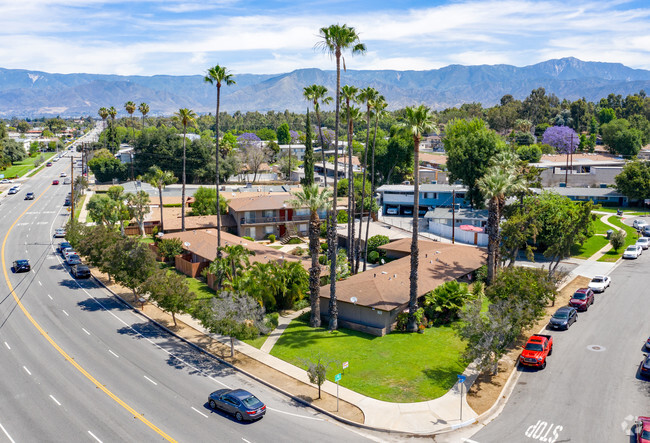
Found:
240,214 -> 311,225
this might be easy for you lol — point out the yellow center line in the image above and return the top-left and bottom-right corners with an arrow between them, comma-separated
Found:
1,186 -> 177,443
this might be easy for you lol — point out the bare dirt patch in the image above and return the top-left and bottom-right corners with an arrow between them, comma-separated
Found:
92,271 -> 364,423
466,275 -> 591,415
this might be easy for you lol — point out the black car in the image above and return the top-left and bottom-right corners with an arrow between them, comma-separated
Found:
71,264 -> 91,279
548,306 -> 578,330
641,354 -> 650,378
57,241 -> 72,253
24,192 -> 35,200
12,259 -> 30,273
208,389 -> 266,422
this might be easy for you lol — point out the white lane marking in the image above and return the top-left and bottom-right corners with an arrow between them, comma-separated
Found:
144,375 -> 157,385
62,310 -> 69,316
108,350 -> 119,358
49,395 -> 61,406
82,328 -> 91,335
242,439 -> 251,443
461,439 -> 480,443
37,222 -> 48,225
191,407 -> 208,418
47,294 -> 53,300
0,422 -> 16,443
88,431 -> 102,443
38,281 -> 42,286
266,407 -> 324,421
4,341 -> 10,350
23,366 -> 31,376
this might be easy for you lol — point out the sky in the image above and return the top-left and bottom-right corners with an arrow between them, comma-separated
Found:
2,0 -> 650,76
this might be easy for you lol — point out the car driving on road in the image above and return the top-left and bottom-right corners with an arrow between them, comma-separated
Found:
548,306 -> 578,330
588,275 -> 611,293
623,245 -> 643,259
24,192 -> 35,200
52,179 -> 59,185
569,288 -> 595,311
12,260 -> 31,272
208,389 -> 266,422
8,187 -> 18,194
54,228 -> 66,238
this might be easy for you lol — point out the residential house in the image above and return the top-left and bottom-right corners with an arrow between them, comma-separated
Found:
376,184 -> 470,217
530,153 -> 625,187
319,241 -> 486,336
424,207 -> 488,246
532,186 -> 628,207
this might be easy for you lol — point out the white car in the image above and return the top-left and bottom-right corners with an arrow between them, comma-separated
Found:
588,275 -> 611,293
0,179 -> 12,184
633,219 -> 649,230
623,244 -> 643,259
636,237 -> 650,250
54,228 -> 66,238
60,172 -> 67,177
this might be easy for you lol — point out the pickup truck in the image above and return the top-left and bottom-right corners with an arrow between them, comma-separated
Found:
519,334 -> 553,369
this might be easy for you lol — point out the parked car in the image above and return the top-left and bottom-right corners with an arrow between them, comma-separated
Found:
624,245 -> 643,259
60,172 -> 67,177
57,241 -> 72,253
633,219 -> 649,230
0,179 -> 12,184
54,228 -> 66,238
569,288 -> 595,311
62,248 -> 76,259
640,354 -> 650,379
63,198 -> 71,206
548,306 -> 578,330
208,389 -> 266,422
637,237 -> 650,250
63,178 -> 71,185
646,336 -> 650,351
636,416 -> 650,443
385,207 -> 398,215
71,264 -> 91,279
24,192 -> 35,200
8,187 -> 18,194
12,259 -> 31,273
52,180 -> 59,185
66,254 -> 82,266
519,334 -> 553,369
644,225 -> 650,237
588,275 -> 611,293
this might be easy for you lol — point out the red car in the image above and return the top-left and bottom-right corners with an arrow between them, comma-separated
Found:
519,334 -> 553,369
52,180 -> 59,185
636,416 -> 650,443
46,162 -> 53,167
569,288 -> 594,311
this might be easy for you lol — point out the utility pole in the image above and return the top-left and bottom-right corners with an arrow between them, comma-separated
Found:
70,156 -> 75,218
451,190 -> 455,244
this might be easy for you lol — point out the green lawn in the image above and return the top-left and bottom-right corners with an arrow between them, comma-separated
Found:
571,235 -> 609,259
597,216 -> 639,262
270,316 -> 466,402
0,153 -> 57,179
591,217 -> 611,235
158,262 -> 216,300
73,195 -> 86,222
242,335 -> 268,349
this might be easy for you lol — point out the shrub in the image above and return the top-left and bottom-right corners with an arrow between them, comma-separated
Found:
293,298 -> 310,311
266,312 -> 279,330
368,250 -> 380,263
423,281 -> 471,325
337,210 -> 348,224
267,234 -> 276,243
395,312 -> 409,331
318,255 -> 328,265
610,229 -> 626,252
291,247 -> 305,256
287,237 -> 302,245
157,238 -> 184,261
242,236 -> 255,241
321,242 -> 328,252
474,265 -> 488,283
320,222 -> 328,238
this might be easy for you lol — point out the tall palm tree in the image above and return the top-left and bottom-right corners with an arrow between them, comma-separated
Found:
173,108 -> 197,232
401,105 -> 438,332
363,95 -> 387,271
477,150 -> 525,284
204,65 -> 236,257
107,106 -> 117,153
98,107 -> 109,148
142,166 -> 177,233
139,102 -> 149,130
289,184 -> 332,327
124,101 -> 136,143
316,24 -> 365,331
303,84 -> 332,186
341,85 -> 359,270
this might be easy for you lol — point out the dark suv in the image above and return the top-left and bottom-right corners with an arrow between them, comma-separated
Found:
71,264 -> 91,279
569,288 -> 595,311
12,260 -> 31,273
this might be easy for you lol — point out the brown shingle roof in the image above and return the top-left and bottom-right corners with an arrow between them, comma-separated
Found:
148,207 -> 237,230
227,193 -> 298,212
320,242 -> 486,311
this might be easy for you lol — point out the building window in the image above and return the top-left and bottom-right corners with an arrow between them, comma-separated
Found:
298,223 -> 308,233
263,210 -> 274,218
295,208 -> 309,217
245,211 -> 254,222
265,225 -> 274,234
424,192 -> 437,199
456,193 -> 465,199
246,227 -> 256,238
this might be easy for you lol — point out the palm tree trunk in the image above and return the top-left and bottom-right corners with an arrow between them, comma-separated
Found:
356,108 -> 371,274
158,186 -> 164,232
309,213 -> 321,327
181,128 -> 187,232
407,137 -> 420,333
328,52 -> 341,331
315,108 -> 328,187
216,87 -> 222,258
363,113 -> 380,271
486,197 -> 498,284
346,110 -> 354,271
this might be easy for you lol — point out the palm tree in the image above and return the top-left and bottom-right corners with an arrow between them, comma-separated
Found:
401,105 -> 438,332
289,184 -> 332,327
341,85 -> 359,270
477,150 -> 526,284
355,87 -> 379,273
204,65 -> 236,257
142,166 -> 177,233
139,102 -> 149,130
107,106 -> 117,153
98,107 -> 109,148
124,101 -> 136,144
363,95 -> 387,271
316,24 -> 365,331
303,84 -> 332,186
173,108 -> 197,232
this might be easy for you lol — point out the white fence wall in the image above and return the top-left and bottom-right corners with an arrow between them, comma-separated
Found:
428,222 -> 488,246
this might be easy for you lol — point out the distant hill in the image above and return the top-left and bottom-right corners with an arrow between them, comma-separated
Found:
2,57 -> 650,117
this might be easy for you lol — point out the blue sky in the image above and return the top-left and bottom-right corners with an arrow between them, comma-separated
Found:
2,0 -> 650,76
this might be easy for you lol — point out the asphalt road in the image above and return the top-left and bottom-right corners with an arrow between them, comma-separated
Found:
0,158 -> 372,442
466,252 -> 650,443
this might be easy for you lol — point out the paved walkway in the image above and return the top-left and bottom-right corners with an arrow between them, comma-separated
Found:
259,308 -> 309,353
586,211 -> 622,262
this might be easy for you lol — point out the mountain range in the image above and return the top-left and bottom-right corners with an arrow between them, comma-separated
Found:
2,57 -> 650,118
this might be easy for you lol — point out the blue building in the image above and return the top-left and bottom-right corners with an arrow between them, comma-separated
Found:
376,184 -> 470,216
532,186 -> 628,207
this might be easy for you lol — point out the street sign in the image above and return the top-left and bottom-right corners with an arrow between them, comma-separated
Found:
342,361 -> 349,370
334,373 -> 341,382
457,374 -> 466,383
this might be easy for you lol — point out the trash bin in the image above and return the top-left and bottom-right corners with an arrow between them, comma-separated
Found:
606,229 -> 613,239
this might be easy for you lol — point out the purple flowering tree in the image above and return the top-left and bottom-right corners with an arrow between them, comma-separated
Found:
236,132 -> 262,150
542,126 -> 579,185
289,130 -> 300,145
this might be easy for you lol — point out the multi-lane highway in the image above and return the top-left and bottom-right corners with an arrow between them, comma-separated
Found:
0,151 -> 372,442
